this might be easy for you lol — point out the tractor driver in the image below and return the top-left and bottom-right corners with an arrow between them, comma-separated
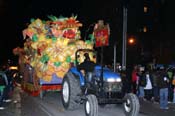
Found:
78,53 -> 96,82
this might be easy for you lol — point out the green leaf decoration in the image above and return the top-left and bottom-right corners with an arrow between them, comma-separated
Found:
40,54 -> 50,63
58,15 -> 65,19
42,64 -> 48,71
89,34 -> 95,41
74,15 -> 77,19
66,56 -> 71,63
71,14 -> 77,19
47,15 -> 58,21
54,62 -> 61,67
30,18 -> 35,23
52,37 -> 57,42
42,20 -> 46,24
46,35 -> 51,39
85,40 -> 91,44
58,15 -> 68,21
32,34 -> 38,42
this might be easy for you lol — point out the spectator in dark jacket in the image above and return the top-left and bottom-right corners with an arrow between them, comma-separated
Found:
151,69 -> 159,102
157,67 -> 169,109
121,70 -> 130,94
167,68 -> 174,102
137,70 -> 146,100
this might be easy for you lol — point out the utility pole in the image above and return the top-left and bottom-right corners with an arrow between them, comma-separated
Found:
113,43 -> 116,72
122,5 -> 128,70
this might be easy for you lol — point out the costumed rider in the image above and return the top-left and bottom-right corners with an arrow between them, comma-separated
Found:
78,53 -> 96,83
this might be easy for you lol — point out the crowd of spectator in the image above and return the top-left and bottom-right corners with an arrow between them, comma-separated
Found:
131,64 -> 175,110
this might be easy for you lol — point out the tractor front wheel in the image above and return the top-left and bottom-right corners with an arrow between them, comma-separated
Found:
123,93 -> 140,116
84,94 -> 98,116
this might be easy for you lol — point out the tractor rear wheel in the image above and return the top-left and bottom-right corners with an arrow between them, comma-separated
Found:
61,72 -> 81,110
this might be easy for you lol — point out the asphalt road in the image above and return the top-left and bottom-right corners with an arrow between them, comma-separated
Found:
0,86 -> 146,116
2,86 -> 175,116
22,91 -> 141,116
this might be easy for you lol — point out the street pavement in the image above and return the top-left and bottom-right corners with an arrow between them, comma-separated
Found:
0,86 -> 175,116
139,99 -> 175,116
0,86 -> 21,116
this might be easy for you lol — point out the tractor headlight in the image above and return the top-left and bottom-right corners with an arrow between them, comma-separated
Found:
107,78 -> 122,82
116,78 -> 122,82
107,78 -> 115,82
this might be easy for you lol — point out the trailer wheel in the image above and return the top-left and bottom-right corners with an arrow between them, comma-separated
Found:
85,94 -> 98,116
61,72 -> 81,110
40,90 -> 46,99
123,93 -> 140,116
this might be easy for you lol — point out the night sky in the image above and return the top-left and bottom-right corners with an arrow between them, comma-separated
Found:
0,0 -> 175,65
0,0 -> 121,64
0,0 -> 82,62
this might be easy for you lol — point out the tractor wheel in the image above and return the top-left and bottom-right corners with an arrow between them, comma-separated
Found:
61,72 -> 81,110
123,93 -> 140,116
85,94 -> 98,116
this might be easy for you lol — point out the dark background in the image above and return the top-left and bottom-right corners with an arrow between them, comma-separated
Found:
0,0 -> 175,65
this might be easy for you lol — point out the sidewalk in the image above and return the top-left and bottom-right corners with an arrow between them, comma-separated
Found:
140,100 -> 175,116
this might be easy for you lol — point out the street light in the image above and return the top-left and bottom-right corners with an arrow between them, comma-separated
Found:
128,37 -> 136,45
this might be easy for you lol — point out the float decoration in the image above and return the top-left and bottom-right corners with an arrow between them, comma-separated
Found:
14,15 -> 95,82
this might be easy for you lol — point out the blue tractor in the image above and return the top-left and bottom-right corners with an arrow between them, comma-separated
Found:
61,49 -> 140,116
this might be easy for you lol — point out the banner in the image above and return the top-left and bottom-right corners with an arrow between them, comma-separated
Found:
93,20 -> 110,47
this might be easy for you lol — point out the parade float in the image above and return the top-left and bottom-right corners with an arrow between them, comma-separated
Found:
13,15 -> 95,97
13,16 -> 140,116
